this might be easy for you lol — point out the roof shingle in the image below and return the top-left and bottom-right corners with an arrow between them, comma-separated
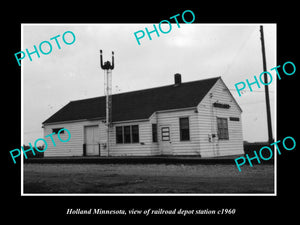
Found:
43,77 -> 220,124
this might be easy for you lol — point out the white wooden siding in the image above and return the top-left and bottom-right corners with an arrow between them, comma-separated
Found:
44,119 -> 159,157
102,120 -> 158,156
43,78 -> 243,158
43,109 -> 201,157
197,78 -> 244,157
157,109 -> 201,156
44,120 -> 105,157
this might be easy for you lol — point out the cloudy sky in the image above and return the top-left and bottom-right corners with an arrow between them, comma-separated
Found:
22,23 -> 276,144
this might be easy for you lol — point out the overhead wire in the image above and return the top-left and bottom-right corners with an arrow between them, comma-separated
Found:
223,26 -> 258,76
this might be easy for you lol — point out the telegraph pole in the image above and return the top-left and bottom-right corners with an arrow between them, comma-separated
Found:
259,25 -> 273,144
100,50 -> 114,156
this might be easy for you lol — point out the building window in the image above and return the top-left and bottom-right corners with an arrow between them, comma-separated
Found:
116,125 -> 139,144
152,124 -> 157,142
52,128 -> 64,134
131,125 -> 139,143
217,117 -> 229,140
179,117 -> 190,141
161,127 -> 170,141
124,126 -> 131,143
116,126 -> 123,144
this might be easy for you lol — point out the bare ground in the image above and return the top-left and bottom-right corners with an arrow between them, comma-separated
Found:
23,163 -> 274,194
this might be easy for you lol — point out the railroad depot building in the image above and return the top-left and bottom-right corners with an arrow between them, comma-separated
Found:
42,74 -> 244,157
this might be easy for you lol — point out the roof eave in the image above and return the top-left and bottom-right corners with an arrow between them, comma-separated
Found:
43,117 -> 105,126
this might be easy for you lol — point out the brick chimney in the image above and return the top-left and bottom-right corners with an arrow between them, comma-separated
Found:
174,73 -> 182,86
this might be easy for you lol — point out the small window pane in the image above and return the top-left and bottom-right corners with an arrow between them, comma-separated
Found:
116,126 -> 123,143
162,136 -> 170,141
132,125 -> 139,143
124,126 -> 131,143
217,118 -> 229,140
152,124 -> 157,142
162,127 -> 169,132
180,117 -> 190,141
180,118 -> 189,129
161,127 -> 170,141
52,128 -> 64,134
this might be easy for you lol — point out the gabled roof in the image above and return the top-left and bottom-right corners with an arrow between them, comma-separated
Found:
43,76 -> 220,124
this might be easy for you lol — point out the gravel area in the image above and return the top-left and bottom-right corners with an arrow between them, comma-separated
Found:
23,163 -> 274,194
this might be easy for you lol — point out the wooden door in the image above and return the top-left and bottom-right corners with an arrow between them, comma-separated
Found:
84,125 -> 100,156
159,125 -> 173,155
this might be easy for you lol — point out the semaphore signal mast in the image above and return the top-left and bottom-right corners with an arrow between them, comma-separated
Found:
100,49 -> 114,156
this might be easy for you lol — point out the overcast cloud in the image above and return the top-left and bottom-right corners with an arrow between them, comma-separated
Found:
22,23 -> 276,144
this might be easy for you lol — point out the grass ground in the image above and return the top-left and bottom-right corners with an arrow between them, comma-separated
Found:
23,163 -> 274,194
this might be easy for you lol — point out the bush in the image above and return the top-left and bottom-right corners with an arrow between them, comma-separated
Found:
22,145 -> 44,158
243,141 -> 269,155
243,141 -> 274,163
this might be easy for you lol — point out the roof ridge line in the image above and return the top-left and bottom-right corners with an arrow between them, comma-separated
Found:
70,76 -> 220,103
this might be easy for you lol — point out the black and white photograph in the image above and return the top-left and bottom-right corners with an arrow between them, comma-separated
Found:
21,23 -> 276,195
4,4 -> 298,222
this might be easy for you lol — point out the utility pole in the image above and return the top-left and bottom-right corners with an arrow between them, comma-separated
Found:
100,50 -> 114,156
259,25 -> 273,144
